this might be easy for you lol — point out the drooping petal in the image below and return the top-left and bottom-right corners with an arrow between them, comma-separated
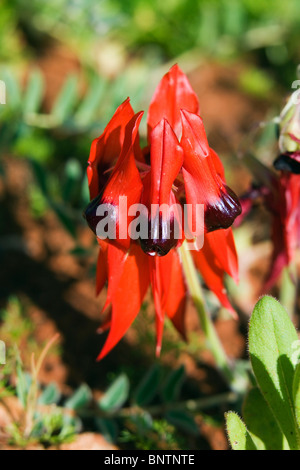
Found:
261,171 -> 300,288
149,256 -> 165,357
140,120 -> 184,256
193,231 -> 238,317
85,112 -> 144,250
180,110 -> 241,234
87,98 -> 135,200
283,173 -> 300,260
147,64 -> 199,140
163,250 -> 187,338
203,228 -> 239,283
264,214 -> 289,290
149,250 -> 187,354
97,243 -> 150,360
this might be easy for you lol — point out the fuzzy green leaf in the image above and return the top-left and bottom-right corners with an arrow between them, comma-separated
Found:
225,411 -> 257,450
249,296 -> 300,450
293,363 -> 300,428
243,386 -> 284,450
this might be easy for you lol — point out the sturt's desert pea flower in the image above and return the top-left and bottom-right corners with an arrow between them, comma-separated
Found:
84,65 -> 241,359
274,89 -> 300,174
237,88 -> 300,288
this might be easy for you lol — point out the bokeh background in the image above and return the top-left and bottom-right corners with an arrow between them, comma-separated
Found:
0,0 -> 300,450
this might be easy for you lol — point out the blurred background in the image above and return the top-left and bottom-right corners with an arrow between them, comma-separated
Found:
0,0 -> 300,450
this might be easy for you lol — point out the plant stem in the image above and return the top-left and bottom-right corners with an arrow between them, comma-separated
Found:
280,265 -> 297,318
78,391 -> 238,419
24,334 -> 60,438
179,241 -> 234,386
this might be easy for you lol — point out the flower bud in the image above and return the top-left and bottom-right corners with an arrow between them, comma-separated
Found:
278,89 -> 300,155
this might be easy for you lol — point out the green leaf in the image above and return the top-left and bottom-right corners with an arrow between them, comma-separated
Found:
95,418 -> 118,444
165,410 -> 199,437
65,384 -> 92,410
249,296 -> 300,450
30,159 -> 49,197
98,374 -> 130,413
225,411 -> 257,450
49,202 -> 77,238
161,365 -> 185,403
38,382 -> 61,406
293,363 -> 300,428
23,70 -> 44,116
1,69 -> 21,109
51,75 -> 79,124
75,77 -> 106,126
243,387 -> 284,450
133,364 -> 161,407
62,158 -> 82,202
16,369 -> 32,409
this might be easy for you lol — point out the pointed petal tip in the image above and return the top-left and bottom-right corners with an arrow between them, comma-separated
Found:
155,344 -> 162,358
226,306 -> 239,321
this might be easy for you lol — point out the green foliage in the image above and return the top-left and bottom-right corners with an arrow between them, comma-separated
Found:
98,374 -> 130,414
90,363 -> 200,449
293,364 -> 300,429
38,383 -> 62,406
161,365 -> 185,403
226,296 -> 300,450
64,384 -> 92,411
1,0 -> 300,86
31,411 -> 77,447
164,410 -> 199,437
225,411 -> 257,450
133,364 -> 162,407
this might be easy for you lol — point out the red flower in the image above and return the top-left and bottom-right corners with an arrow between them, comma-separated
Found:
236,158 -> 300,289
84,65 -> 241,359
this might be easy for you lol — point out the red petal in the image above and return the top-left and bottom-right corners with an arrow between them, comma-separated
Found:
149,119 -> 183,206
149,256 -> 165,357
193,233 -> 237,317
281,173 -> 300,260
180,110 -> 241,233
97,244 -> 150,360
162,250 -> 187,338
204,229 -> 239,283
265,173 -> 300,288
149,250 -> 187,354
87,98 -> 135,200
86,112 -> 144,250
139,120 -> 184,256
147,64 -> 199,140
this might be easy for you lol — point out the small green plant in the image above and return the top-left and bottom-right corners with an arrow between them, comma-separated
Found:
225,296 -> 300,450
1,334 -> 79,448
